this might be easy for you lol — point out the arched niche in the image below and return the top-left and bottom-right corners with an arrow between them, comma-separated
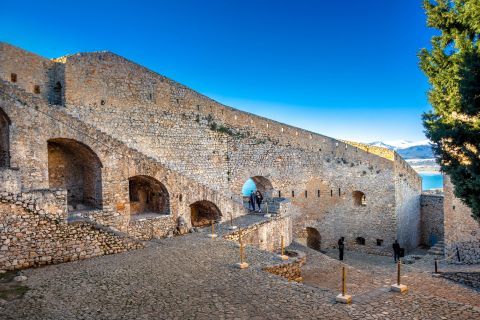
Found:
48,138 -> 103,211
129,175 -> 170,217
190,200 -> 222,227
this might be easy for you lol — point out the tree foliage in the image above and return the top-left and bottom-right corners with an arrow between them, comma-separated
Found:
419,0 -> 480,220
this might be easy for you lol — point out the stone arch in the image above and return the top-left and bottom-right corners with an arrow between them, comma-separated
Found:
352,191 -> 366,206
128,175 -> 170,216
306,227 -> 321,251
0,107 -> 11,167
190,200 -> 222,227
47,138 -> 103,211
250,176 -> 274,198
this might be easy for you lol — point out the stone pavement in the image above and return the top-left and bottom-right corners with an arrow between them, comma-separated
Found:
299,244 -> 480,316
1,228 -> 480,319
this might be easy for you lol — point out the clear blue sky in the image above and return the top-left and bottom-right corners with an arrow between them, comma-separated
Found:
0,0 -> 435,142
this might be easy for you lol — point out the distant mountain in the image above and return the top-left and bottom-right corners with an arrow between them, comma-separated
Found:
368,140 -> 433,160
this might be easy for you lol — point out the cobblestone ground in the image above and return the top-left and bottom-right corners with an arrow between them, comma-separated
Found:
299,243 -> 480,318
1,222 -> 480,319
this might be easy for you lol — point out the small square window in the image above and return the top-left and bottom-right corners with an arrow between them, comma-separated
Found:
33,85 -> 40,94
376,239 -> 383,246
10,73 -> 17,82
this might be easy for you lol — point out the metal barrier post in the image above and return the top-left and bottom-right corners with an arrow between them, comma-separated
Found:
335,266 -> 351,303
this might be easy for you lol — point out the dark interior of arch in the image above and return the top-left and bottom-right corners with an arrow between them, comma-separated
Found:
306,227 -> 321,251
353,191 -> 366,206
251,176 -> 274,198
0,108 -> 10,167
129,175 -> 170,215
190,200 -> 222,227
48,138 -> 103,211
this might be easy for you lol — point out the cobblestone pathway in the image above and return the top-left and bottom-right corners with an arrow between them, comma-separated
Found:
1,228 -> 480,319
299,243 -> 480,318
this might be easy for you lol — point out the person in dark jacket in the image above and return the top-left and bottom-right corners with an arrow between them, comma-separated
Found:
248,191 -> 256,212
338,237 -> 345,261
255,190 -> 264,213
393,240 -> 401,262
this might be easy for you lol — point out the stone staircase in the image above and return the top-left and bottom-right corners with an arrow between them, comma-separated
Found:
428,240 -> 445,256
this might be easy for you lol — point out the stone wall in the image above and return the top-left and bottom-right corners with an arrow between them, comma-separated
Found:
262,250 -> 306,282
444,176 -> 480,264
394,155 -> 422,251
0,79 -> 249,240
0,191 -> 143,270
55,49 -> 417,254
0,43 -> 423,254
224,215 -> 293,252
0,43 -> 63,105
420,194 -> 444,246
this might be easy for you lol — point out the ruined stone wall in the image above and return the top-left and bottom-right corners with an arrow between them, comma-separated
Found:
0,194 -> 143,270
444,176 -> 480,264
420,194 -> 444,246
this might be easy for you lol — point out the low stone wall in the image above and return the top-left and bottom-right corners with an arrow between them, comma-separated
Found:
224,215 -> 292,252
262,250 -> 306,282
440,272 -> 480,290
0,193 -> 143,270
127,216 -> 177,240
420,194 -> 444,246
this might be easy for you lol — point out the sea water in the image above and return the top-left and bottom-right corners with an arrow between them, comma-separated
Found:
419,173 -> 443,191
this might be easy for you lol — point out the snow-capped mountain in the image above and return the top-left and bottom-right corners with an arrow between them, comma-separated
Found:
367,140 -> 439,173
369,139 -> 430,150
368,140 -> 433,159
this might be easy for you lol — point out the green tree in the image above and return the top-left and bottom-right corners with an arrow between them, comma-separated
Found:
419,0 -> 480,220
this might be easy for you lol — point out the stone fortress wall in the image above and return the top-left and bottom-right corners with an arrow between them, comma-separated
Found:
443,176 -> 480,264
420,193 -> 444,247
0,42 -> 423,262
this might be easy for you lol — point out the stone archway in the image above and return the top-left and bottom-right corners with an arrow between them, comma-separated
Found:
306,227 -> 321,251
190,200 -> 222,227
48,138 -> 103,211
128,175 -> 170,217
0,108 -> 11,167
250,176 -> 274,198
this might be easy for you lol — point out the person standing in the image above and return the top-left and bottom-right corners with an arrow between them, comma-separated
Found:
392,240 -> 401,263
255,190 -> 263,213
338,237 -> 345,261
249,191 -> 256,212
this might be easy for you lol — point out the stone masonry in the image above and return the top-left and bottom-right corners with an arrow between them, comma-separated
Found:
0,42 -> 425,270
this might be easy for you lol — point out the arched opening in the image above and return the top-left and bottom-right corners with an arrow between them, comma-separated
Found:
190,200 -> 222,227
48,138 -> 102,211
128,175 -> 170,218
241,176 -> 274,210
0,108 -> 11,167
306,227 -> 321,251
52,82 -> 62,105
352,191 -> 366,206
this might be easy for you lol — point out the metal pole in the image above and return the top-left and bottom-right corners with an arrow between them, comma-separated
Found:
342,266 -> 346,296
239,230 -> 244,263
281,235 -> 284,256
434,258 -> 438,273
397,260 -> 401,285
